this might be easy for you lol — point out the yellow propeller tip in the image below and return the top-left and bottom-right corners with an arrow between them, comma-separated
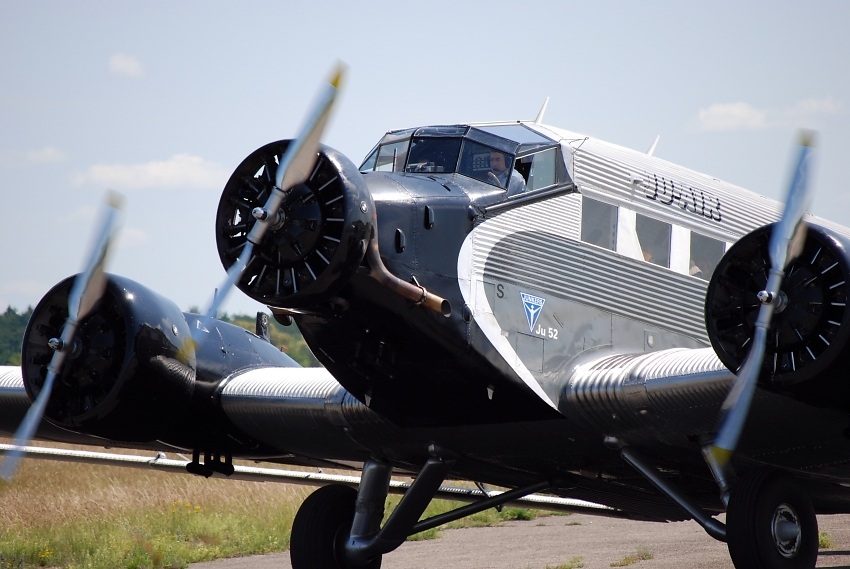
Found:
105,189 -> 125,210
175,337 -> 198,365
798,129 -> 817,148
707,445 -> 734,468
329,63 -> 346,89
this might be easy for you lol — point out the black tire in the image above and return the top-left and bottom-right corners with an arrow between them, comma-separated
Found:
726,469 -> 818,569
290,484 -> 382,569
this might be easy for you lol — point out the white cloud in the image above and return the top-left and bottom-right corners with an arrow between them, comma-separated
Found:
783,96 -> 842,122
0,147 -> 67,167
26,146 -> 67,164
73,154 -> 230,190
109,53 -> 144,78
697,102 -> 768,132
696,97 -> 843,132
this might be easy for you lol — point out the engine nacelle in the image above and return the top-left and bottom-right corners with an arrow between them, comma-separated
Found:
22,274 -> 196,441
705,223 -> 850,406
21,274 -> 299,445
215,141 -> 373,309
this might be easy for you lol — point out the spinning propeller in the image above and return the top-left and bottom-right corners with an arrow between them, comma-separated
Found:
1,191 -> 123,481
705,132 -> 816,475
179,64 -> 345,360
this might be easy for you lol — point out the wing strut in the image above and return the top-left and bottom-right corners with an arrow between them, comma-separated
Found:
611,438 -> 727,542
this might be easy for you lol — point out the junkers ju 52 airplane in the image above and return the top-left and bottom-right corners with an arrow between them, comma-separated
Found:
1,66 -> 848,569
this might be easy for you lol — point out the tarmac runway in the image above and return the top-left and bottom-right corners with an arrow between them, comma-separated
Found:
190,511 -> 850,569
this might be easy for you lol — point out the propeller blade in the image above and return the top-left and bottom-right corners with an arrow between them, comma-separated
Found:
197,64 -> 345,330
769,131 -> 816,272
1,191 -> 123,481
707,132 -> 816,469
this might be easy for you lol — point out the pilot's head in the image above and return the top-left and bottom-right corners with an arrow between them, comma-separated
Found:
489,151 -> 508,174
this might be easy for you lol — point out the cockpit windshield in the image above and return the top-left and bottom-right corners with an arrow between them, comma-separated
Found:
406,137 -> 462,173
360,123 -> 567,195
458,140 -> 525,195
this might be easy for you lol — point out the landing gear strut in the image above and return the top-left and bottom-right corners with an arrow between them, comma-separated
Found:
289,456 -> 553,569
726,469 -> 818,569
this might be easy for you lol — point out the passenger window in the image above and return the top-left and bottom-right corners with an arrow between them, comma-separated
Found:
581,197 -> 617,251
690,233 -> 726,280
524,148 -> 557,191
636,213 -> 671,267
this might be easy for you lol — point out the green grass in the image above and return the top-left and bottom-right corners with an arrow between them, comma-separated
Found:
609,548 -> 654,567
1,484 -> 299,569
0,443 -> 306,569
819,530 -> 835,549
394,497 -> 543,541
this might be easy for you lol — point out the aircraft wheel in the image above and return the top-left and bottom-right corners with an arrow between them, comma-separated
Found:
726,469 -> 818,569
290,484 -> 382,569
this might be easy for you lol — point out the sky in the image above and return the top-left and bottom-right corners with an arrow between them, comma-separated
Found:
1,1 -> 848,316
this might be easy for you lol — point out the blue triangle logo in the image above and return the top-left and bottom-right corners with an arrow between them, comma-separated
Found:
520,292 -> 545,332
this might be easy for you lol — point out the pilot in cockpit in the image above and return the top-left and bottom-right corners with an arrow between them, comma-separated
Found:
489,150 -> 526,196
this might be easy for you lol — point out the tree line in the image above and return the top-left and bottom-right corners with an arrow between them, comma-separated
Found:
0,306 -> 33,366
0,306 -> 319,367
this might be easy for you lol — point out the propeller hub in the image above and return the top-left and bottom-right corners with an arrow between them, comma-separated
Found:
251,205 -> 286,231
47,336 -> 82,359
756,289 -> 789,313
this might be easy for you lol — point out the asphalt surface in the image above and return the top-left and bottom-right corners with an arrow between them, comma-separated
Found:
190,512 -> 850,569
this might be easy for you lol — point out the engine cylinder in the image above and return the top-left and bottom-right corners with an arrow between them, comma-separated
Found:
215,142 -> 373,309
705,223 -> 850,405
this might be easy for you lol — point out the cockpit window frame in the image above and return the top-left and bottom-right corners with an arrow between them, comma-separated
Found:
404,136 -> 463,174
359,123 -> 569,194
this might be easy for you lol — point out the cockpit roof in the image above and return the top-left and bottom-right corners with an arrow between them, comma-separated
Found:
376,123 -> 558,157
360,121 -> 571,196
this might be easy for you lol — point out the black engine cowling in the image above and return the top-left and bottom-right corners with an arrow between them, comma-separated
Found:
21,274 -> 300,446
215,141 -> 373,309
706,223 -> 850,406
22,274 -> 197,441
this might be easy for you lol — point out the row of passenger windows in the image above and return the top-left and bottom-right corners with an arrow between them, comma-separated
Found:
580,196 -> 726,280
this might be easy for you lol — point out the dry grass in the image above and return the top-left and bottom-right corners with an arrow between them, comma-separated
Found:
0,442 -> 310,527
0,439 -> 551,568
609,548 -> 654,567
0,438 -> 311,568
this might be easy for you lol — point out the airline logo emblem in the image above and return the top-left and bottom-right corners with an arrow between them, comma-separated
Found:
520,292 -> 545,332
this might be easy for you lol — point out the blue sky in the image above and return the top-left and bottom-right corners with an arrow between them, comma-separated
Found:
1,1 -> 848,315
